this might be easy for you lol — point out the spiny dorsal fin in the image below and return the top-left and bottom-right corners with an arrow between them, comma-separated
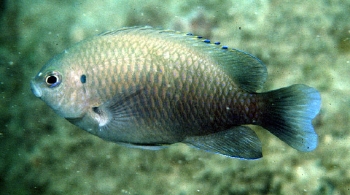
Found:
99,26 -> 267,92
98,26 -> 154,36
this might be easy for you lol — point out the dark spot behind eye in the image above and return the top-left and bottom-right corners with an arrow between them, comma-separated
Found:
80,74 -> 86,83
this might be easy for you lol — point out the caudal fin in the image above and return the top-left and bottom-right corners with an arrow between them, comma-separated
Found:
260,84 -> 321,151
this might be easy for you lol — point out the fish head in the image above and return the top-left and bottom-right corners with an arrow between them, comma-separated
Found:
31,53 -> 90,119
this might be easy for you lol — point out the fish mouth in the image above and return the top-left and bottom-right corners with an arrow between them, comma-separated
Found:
30,80 -> 42,98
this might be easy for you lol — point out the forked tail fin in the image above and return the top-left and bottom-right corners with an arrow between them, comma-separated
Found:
260,84 -> 321,151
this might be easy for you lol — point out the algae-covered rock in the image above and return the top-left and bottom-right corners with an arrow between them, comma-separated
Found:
1,0 -> 349,194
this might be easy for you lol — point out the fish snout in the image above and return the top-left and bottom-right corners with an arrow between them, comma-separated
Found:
30,80 -> 42,98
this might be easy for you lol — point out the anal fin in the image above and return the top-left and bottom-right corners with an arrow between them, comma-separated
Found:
183,126 -> 262,159
117,142 -> 168,150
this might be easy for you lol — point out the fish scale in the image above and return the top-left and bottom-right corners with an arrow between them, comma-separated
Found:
31,26 -> 321,159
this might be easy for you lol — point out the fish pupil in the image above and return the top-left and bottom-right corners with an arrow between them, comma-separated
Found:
47,75 -> 57,84
46,75 -> 60,88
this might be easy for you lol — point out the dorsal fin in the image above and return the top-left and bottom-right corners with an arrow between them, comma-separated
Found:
98,26 -> 267,92
211,48 -> 267,92
98,26 -> 154,36
180,31 -> 267,92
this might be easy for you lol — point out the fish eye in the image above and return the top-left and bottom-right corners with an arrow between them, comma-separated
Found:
45,71 -> 62,88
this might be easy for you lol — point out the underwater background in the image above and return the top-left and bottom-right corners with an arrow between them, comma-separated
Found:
0,0 -> 349,194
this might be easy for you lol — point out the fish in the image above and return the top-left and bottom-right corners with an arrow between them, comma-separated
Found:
30,26 -> 321,159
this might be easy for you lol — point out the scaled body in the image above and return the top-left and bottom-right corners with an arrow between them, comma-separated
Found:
31,27 -> 321,159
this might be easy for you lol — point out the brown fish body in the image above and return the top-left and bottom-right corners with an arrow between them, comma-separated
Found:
31,27 -> 321,159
